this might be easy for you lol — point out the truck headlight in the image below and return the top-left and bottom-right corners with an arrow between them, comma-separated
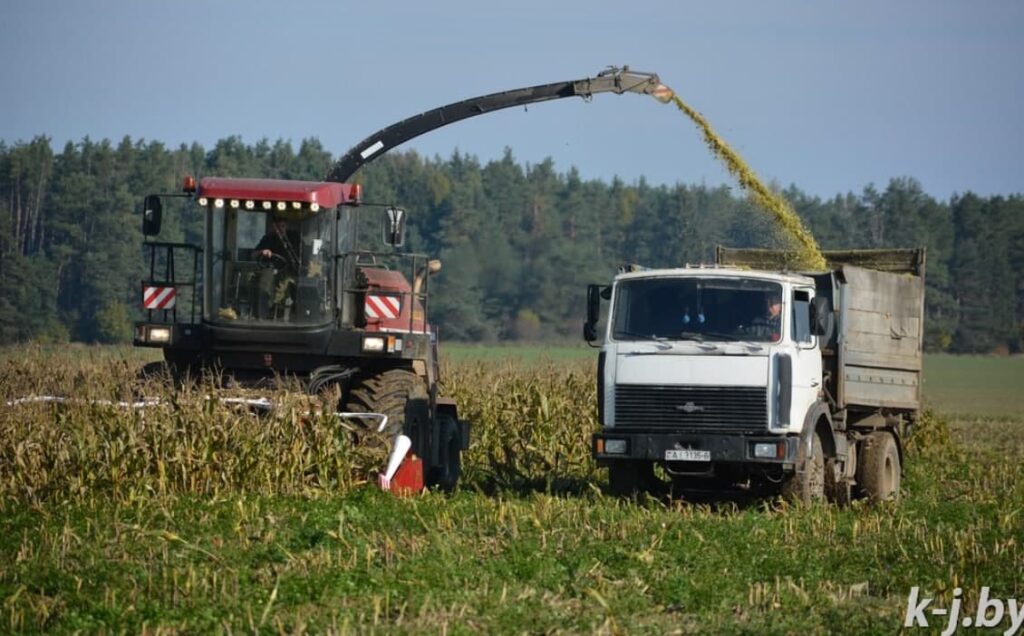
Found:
604,439 -> 628,454
148,327 -> 171,343
362,336 -> 385,352
753,442 -> 785,459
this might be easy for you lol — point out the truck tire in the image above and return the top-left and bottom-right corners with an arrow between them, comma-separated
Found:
857,431 -> 900,502
344,369 -> 427,448
608,461 -> 656,497
781,431 -> 825,504
825,456 -> 852,506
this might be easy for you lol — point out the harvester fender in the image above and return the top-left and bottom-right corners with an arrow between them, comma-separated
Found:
328,65 -> 671,182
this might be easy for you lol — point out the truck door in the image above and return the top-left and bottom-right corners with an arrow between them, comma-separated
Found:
788,288 -> 823,427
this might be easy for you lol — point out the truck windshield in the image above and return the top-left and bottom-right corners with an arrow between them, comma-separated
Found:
612,277 -> 784,343
205,205 -> 339,326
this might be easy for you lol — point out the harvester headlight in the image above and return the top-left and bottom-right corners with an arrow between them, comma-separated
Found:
277,201 -> 287,211
230,199 -> 240,209
262,201 -> 272,210
310,203 -> 320,212
245,200 -> 255,210
198,197 -> 208,206
362,336 -> 385,352
214,198 -> 224,209
148,327 -> 171,343
292,201 -> 301,210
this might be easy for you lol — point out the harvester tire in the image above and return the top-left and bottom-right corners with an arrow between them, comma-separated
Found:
344,369 -> 428,448
781,431 -> 825,505
857,431 -> 901,503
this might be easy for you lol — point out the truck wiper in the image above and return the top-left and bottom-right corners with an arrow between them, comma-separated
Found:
614,330 -> 668,341
695,331 -> 738,341
677,331 -> 706,342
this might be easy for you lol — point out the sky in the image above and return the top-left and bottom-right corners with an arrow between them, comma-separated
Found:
1,1 -> 1021,199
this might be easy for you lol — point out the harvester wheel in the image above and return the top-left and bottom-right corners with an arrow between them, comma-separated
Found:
857,431 -> 901,503
781,431 -> 825,504
343,369 -> 428,451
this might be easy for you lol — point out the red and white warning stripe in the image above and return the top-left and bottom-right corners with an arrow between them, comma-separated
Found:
365,294 -> 400,320
143,286 -> 176,310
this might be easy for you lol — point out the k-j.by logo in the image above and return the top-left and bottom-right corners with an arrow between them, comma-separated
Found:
905,587 -> 1024,636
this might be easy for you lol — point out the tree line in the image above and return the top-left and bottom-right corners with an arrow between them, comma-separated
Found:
1,135 -> 1021,353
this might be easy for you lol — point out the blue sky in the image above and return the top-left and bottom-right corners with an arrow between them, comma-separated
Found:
1,1 -> 1021,198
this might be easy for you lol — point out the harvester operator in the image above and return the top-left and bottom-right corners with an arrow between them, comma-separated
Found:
254,216 -> 300,318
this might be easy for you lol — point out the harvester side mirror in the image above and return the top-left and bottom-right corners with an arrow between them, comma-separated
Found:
810,296 -> 834,339
382,207 -> 407,247
142,195 -> 162,236
583,284 -> 604,342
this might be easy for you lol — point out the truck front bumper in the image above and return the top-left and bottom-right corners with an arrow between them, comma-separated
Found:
593,430 -> 800,468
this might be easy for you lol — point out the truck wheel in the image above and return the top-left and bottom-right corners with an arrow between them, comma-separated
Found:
430,413 -> 462,493
608,461 -> 655,497
825,456 -> 852,506
781,431 -> 825,504
344,369 -> 427,450
857,431 -> 900,502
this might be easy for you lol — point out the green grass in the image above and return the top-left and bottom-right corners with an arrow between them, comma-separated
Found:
923,354 -> 1024,418
1,347 -> 1022,633
2,418 -> 1021,634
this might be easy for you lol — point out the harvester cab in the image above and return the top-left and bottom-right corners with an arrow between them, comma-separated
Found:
135,176 -> 460,492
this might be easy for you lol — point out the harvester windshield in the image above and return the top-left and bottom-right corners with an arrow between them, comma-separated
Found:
204,202 -> 350,326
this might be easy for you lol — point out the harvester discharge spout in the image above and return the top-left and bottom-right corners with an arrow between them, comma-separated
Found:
327,65 -> 675,183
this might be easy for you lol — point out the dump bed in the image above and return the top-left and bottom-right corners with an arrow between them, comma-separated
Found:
716,247 -> 926,413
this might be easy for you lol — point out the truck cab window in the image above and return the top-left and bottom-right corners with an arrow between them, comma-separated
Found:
612,277 -> 783,342
792,289 -> 812,343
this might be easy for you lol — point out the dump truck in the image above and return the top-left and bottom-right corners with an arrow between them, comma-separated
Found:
585,247 -> 926,503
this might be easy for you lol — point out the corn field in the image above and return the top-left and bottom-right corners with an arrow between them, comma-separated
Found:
1,345 -> 1022,634
0,347 -> 602,507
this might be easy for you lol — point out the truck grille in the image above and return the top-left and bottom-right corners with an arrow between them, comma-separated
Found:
614,384 -> 767,431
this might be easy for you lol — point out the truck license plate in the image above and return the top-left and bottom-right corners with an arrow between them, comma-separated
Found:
665,449 -> 710,462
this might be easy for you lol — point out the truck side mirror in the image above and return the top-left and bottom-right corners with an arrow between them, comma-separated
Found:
583,284 -> 604,342
382,207 -> 407,247
810,296 -> 834,339
142,195 -> 162,236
